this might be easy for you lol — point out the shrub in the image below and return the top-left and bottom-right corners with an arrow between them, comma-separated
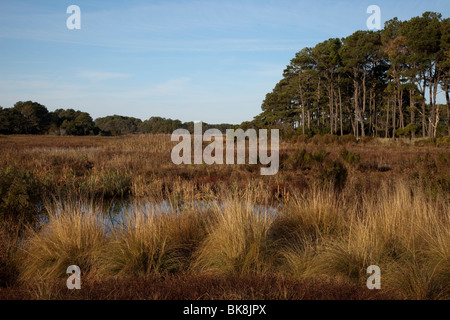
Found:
286,149 -> 329,170
338,148 -> 361,166
436,136 -> 450,147
338,135 -> 357,145
318,160 -> 348,191
286,149 -> 314,170
311,134 -> 339,145
358,136 -> 375,144
291,134 -> 309,144
0,166 -> 43,226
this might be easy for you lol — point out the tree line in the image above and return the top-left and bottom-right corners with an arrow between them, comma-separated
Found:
247,12 -> 450,139
0,101 -> 235,136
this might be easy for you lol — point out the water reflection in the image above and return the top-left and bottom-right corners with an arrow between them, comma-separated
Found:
41,198 -> 280,231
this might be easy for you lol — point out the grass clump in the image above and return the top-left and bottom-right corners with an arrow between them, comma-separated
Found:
192,199 -> 275,275
270,187 -> 345,245
19,202 -> 107,283
99,204 -> 210,276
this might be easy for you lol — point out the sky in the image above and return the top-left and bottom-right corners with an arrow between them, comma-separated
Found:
0,0 -> 449,124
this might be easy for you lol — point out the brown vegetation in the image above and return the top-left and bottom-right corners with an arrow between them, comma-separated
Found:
0,134 -> 448,300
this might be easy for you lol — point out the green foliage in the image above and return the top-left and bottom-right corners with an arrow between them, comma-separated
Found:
95,115 -> 142,135
311,134 -> 339,145
285,149 -> 330,170
1,103 -> 234,136
396,124 -> 420,138
250,11 -> 448,141
436,136 -> 450,147
139,116 -> 183,134
78,169 -> 132,198
339,148 -> 361,166
318,160 -> 348,191
0,107 -> 25,134
13,101 -> 51,134
139,117 -> 235,134
54,109 -> 95,135
0,166 -> 43,225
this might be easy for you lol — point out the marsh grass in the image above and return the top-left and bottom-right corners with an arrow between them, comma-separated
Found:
98,203 -> 211,276
10,181 -> 450,299
192,198 -> 276,275
1,134 -> 449,299
19,201 -> 107,283
0,219 -> 22,287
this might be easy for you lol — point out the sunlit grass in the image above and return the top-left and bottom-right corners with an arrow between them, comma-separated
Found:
0,134 -> 448,299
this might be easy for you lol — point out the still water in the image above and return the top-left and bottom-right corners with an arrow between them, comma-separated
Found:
41,199 -> 280,231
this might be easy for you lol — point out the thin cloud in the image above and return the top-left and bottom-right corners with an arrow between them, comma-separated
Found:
78,71 -> 130,82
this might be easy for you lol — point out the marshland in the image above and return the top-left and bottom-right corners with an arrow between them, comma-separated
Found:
0,134 -> 448,299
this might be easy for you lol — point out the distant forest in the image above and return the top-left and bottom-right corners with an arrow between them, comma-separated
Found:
1,12 -> 449,138
0,101 -> 235,136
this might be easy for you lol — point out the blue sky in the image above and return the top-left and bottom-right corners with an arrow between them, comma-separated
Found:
0,0 -> 449,124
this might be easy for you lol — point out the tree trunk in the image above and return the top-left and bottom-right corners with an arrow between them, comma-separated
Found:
361,70 -> 367,137
386,96 -> 390,138
410,88 -> 416,139
338,81 -> 343,136
417,72 -> 427,138
298,71 -> 306,135
446,79 -> 450,136
328,74 -> 333,134
432,68 -> 440,137
428,62 -> 436,137
307,109 -> 311,130
392,92 -> 396,140
422,100 -> 427,138
354,76 -> 359,139
398,78 -> 404,129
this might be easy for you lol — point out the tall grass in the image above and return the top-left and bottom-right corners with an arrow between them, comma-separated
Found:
287,182 -> 450,299
11,181 -> 449,299
98,203 -> 211,276
0,219 -> 22,287
19,202 -> 107,283
192,198 -> 275,275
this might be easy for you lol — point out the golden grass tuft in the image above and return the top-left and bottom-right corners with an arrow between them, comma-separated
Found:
192,198 -> 275,275
98,203 -> 211,276
19,202 -> 107,283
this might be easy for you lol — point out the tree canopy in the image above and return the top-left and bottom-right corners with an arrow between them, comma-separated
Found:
0,102 -> 235,136
250,12 -> 450,139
